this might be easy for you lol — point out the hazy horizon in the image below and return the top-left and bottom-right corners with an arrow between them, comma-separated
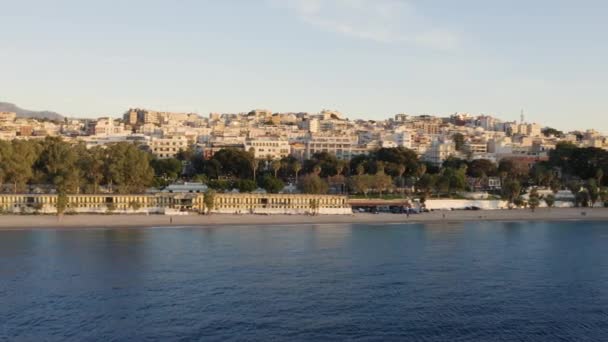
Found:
1,0 -> 607,132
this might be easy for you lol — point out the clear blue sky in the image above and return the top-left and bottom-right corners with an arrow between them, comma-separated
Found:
1,0 -> 607,132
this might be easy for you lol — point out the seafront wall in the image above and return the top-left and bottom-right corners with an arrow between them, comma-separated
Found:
424,199 -> 509,210
423,199 -> 577,210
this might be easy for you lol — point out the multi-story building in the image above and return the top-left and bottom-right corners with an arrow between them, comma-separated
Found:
465,142 -> 488,155
148,135 -> 189,159
244,138 -> 290,160
88,118 -> 126,136
424,140 -> 455,165
304,135 -> 359,160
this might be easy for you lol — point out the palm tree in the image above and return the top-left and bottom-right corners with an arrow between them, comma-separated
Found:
248,148 -> 258,183
251,159 -> 260,184
293,161 -> 302,183
280,160 -> 288,178
397,164 -> 407,196
271,160 -> 281,178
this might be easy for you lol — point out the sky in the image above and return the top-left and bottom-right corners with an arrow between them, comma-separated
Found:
1,0 -> 607,132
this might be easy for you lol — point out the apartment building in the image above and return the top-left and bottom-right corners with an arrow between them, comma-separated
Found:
88,118 -> 126,136
424,140 -> 456,165
304,136 -> 358,160
244,138 -> 290,160
148,135 -> 189,159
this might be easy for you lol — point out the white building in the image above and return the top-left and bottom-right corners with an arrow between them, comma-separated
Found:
394,131 -> 413,148
89,118 -> 126,136
424,140 -> 455,165
244,138 -> 290,160
304,135 -> 358,160
149,135 -> 189,159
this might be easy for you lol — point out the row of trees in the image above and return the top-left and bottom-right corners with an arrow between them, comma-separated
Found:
497,143 -> 608,207
0,138 -> 155,194
1,138 -> 607,205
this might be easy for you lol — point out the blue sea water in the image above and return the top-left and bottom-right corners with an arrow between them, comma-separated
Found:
1,221 -> 608,341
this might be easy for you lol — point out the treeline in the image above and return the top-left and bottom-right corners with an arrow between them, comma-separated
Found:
0,138 -> 154,194
1,139 -> 606,205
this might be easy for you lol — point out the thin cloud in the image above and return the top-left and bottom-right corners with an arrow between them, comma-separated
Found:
269,0 -> 461,50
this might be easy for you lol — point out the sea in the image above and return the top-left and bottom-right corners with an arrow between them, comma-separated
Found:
1,221 -> 608,341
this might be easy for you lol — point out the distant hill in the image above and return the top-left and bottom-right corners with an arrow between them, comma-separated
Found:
0,102 -> 65,121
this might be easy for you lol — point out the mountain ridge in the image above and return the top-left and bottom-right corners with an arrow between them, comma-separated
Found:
0,102 -> 65,121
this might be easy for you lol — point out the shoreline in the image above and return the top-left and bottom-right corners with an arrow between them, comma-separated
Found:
0,208 -> 607,230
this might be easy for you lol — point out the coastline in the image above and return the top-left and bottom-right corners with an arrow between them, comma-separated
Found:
1,208 -> 607,230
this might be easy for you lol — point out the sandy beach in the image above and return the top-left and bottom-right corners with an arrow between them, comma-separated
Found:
0,208 -> 607,230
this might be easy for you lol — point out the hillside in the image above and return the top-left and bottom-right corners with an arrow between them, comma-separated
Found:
0,102 -> 65,121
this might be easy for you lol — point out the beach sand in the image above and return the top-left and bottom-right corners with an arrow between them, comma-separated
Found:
1,208 -> 607,230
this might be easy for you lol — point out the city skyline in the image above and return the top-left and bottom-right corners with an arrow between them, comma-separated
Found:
2,0 -> 607,132
0,101 -> 601,135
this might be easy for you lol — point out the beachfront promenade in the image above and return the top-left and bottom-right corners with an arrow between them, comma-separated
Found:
1,208 -> 607,229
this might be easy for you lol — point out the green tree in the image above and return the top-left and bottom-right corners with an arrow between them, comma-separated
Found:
542,127 -> 564,138
211,148 -> 254,180
270,159 -> 281,178
262,175 -> 284,194
549,178 -> 561,194
208,179 -> 231,191
4,140 -> 40,193
299,173 -> 329,194
35,138 -> 84,192
80,146 -> 106,193
56,192 -> 69,216
203,189 -> 216,215
374,147 -> 420,178
567,181 -> 582,206
348,174 -> 371,197
416,174 -> 436,198
0,140 -> 12,190
544,194 -> 556,208
586,179 -> 600,206
513,196 -> 526,208
105,143 -> 154,193
372,168 -> 393,196
502,178 -> 522,205
293,161 -> 302,184
530,163 -> 554,187
304,152 -> 339,177
601,188 -> 608,207
236,179 -> 256,193
528,188 -> 541,212
150,157 -> 183,182
251,158 -> 260,183
467,159 -> 497,178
